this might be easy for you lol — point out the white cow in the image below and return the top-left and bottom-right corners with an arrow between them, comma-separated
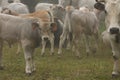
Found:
0,13 -> 40,75
7,1 -> 29,14
58,0 -> 96,9
58,6 -> 99,57
35,3 -> 53,11
95,0 -> 120,77
58,0 -> 80,8
1,0 -> 29,54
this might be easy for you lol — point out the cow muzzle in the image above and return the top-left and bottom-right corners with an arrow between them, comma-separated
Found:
109,27 -> 119,34
43,37 -> 49,41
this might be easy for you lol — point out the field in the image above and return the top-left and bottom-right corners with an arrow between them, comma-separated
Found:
0,42 -> 120,80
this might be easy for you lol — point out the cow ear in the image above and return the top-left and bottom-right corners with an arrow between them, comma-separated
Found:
50,23 -> 57,33
32,22 -> 39,30
94,2 -> 105,11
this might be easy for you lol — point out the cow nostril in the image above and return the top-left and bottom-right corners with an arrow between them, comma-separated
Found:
110,28 -> 119,34
44,37 -> 48,41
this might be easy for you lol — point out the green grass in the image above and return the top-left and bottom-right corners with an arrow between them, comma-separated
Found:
0,43 -> 120,80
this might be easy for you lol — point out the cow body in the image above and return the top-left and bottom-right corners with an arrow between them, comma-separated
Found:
58,0 -> 96,9
35,3 -> 53,11
58,6 -> 99,57
0,14 -> 40,74
7,2 -> 29,14
95,0 -> 120,77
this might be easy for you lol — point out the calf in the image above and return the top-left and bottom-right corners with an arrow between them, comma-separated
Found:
58,6 -> 99,57
0,13 -> 40,74
95,0 -> 120,77
1,9 -> 57,56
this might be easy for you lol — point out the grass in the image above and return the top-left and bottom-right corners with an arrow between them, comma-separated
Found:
0,42 -> 120,80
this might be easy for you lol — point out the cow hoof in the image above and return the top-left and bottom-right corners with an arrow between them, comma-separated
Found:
50,52 -> 54,56
41,53 -> 45,57
0,66 -> 4,70
26,73 -> 32,76
16,52 -> 20,54
76,55 -> 82,59
57,54 -> 62,58
112,72 -> 119,78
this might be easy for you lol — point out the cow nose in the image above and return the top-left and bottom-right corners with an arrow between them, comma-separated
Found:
110,28 -> 119,34
44,37 -> 48,41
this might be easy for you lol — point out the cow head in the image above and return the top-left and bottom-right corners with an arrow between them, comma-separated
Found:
39,22 -> 57,41
95,0 -> 120,42
50,5 -> 66,22
1,8 -> 11,14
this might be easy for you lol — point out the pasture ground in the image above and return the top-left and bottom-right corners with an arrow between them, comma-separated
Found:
0,42 -> 120,80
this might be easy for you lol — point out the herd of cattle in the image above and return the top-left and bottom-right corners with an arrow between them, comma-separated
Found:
0,0 -> 120,77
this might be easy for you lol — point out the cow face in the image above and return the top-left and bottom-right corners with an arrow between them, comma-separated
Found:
50,5 -> 66,22
95,0 -> 120,43
1,8 -> 11,14
105,0 -> 120,35
95,0 -> 120,35
39,22 -> 57,41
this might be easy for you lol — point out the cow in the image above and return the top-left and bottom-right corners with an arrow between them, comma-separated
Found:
58,6 -> 99,57
1,0 -> 29,54
58,0 -> 80,9
1,8 -> 58,56
7,1 -> 29,14
35,3 -> 53,11
0,13 -> 41,75
95,0 -> 120,77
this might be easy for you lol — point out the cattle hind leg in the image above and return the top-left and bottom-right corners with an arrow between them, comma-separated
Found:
21,40 -> 35,75
58,31 -> 68,55
72,36 -> 81,58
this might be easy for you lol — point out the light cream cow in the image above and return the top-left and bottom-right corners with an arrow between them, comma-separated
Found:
95,0 -> 120,77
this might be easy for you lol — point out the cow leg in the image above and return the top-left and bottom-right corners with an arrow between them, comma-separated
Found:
0,41 -> 3,70
41,39 -> 46,56
66,33 -> 71,50
73,38 -> 80,58
110,41 -> 120,77
49,34 -> 54,55
91,35 -> 98,56
21,40 -> 35,75
58,31 -> 68,55
83,35 -> 90,56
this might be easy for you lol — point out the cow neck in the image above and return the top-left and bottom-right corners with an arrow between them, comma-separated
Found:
47,10 -> 54,23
